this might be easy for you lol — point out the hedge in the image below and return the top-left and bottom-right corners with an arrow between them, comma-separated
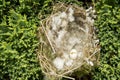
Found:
0,0 -> 120,80
92,0 -> 120,80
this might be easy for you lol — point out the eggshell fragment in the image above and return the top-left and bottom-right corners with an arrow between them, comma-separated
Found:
69,49 -> 78,59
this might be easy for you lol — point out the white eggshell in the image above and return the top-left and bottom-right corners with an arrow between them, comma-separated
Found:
65,59 -> 73,67
69,49 -> 78,59
53,57 -> 65,70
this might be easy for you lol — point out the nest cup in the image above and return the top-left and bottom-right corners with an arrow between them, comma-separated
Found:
37,3 -> 100,80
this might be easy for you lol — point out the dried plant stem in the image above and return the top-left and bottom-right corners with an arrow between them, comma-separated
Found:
41,22 -> 56,54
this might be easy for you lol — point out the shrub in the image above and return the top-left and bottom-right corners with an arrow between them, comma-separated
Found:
0,0 -> 120,80
92,0 -> 120,80
0,0 -> 44,79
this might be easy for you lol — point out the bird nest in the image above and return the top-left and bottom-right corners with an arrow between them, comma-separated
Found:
37,3 -> 100,80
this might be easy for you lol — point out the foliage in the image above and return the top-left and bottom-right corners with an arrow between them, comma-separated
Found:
0,0 -> 46,80
0,0 -> 120,80
92,0 -> 120,80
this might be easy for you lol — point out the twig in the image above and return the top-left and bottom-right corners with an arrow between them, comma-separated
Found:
41,22 -> 56,54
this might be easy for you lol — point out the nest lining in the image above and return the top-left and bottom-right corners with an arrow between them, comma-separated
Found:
37,3 -> 100,80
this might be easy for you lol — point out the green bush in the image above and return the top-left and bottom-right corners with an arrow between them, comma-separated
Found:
0,0 -> 45,80
92,0 -> 120,80
0,0 -> 120,80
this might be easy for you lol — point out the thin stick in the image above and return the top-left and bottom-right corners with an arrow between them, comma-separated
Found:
41,22 -> 56,54
62,75 -> 75,80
